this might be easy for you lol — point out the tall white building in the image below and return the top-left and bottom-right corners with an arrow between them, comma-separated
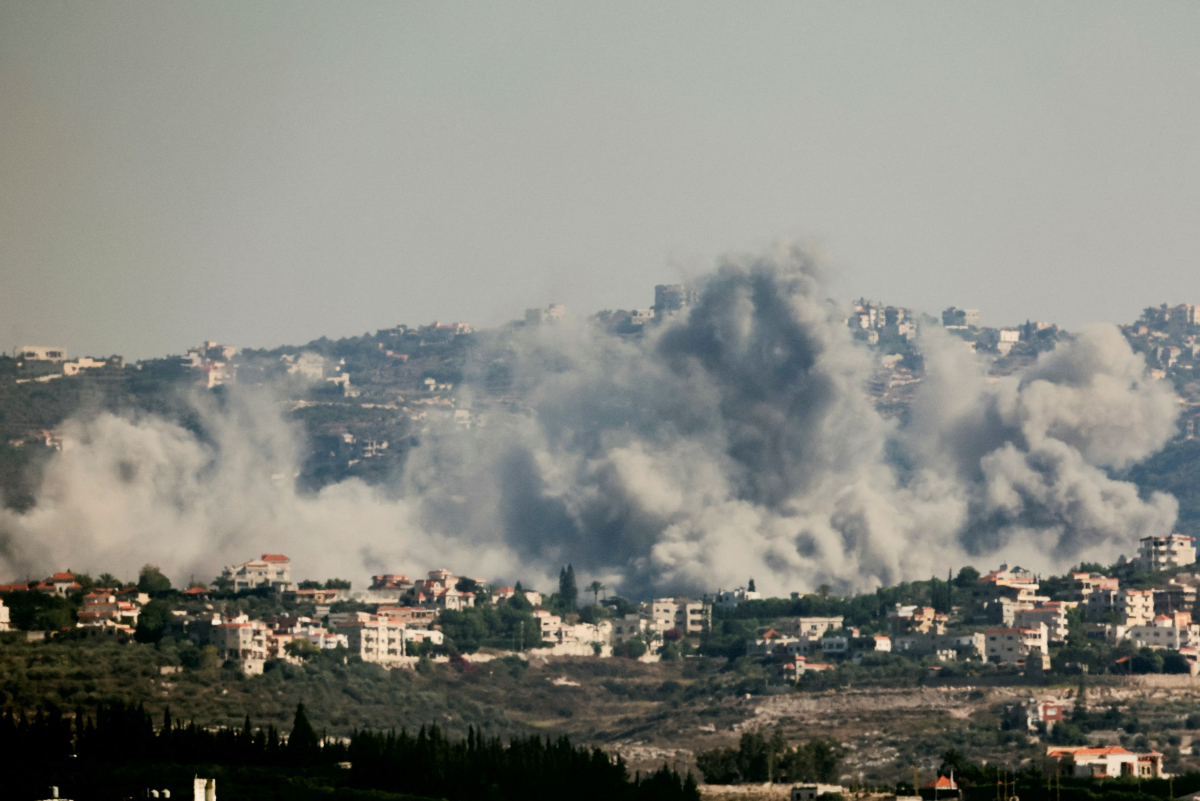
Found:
645,598 -> 711,635
1137,534 -> 1197,572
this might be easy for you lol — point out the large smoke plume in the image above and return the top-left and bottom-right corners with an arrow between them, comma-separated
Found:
0,243 -> 1181,595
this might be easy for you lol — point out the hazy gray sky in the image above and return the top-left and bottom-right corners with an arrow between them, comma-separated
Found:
2,2 -> 1198,360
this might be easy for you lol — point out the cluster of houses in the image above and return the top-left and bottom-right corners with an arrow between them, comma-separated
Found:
8,529 -> 1200,680
0,554 -> 716,675
743,534 -> 1200,679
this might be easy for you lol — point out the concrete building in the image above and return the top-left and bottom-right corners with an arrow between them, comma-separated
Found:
611,614 -> 649,645
524,304 -> 566,325
77,592 -> 141,627
887,604 -> 946,635
893,631 -> 984,660
794,616 -> 843,639
792,785 -> 845,801
17,346 -> 66,361
1072,572 -> 1120,621
1119,589 -> 1156,627
1137,534 -> 1197,571
334,616 -> 409,665
1014,602 -> 1073,643
1155,578 -> 1199,616
376,606 -> 437,626
983,624 -> 1049,669
747,629 -> 803,658
654,284 -> 698,315
222,554 -> 291,593
646,597 -> 710,635
1126,614 -> 1199,650
707,587 -> 761,608
941,307 -> 981,328
35,572 -> 82,597
212,617 -> 269,673
1046,746 -> 1167,779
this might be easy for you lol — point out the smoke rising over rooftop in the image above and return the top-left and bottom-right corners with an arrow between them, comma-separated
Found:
0,244 -> 1181,595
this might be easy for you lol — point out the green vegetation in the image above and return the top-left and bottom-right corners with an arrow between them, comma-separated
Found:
2,701 -> 697,801
696,731 -> 843,784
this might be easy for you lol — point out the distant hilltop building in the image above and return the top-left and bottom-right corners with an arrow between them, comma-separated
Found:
654,284 -> 698,315
16,345 -> 66,361
182,341 -> 237,388
942,306 -> 981,328
525,304 -> 566,325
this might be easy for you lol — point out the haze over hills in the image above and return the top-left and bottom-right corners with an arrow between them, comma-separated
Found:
2,245 -> 1199,598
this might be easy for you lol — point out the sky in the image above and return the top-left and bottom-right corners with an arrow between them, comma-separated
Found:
2,2 -> 1199,361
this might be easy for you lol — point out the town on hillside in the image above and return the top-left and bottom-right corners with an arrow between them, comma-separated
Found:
5,290 -> 1200,502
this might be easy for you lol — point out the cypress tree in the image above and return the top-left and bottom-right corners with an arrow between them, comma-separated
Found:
288,702 -> 321,763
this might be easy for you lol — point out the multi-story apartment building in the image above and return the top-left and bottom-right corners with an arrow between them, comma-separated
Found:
1154,579 -> 1199,616
222,554 -> 291,592
334,616 -> 409,665
1126,613 -> 1199,651
983,623 -> 1049,669
1119,589 -> 1156,627
1015,602 -> 1072,643
646,598 -> 711,635
1137,534 -> 1197,572
212,617 -> 269,669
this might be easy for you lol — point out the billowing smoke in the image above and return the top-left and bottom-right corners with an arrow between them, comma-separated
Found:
0,243 -> 1181,595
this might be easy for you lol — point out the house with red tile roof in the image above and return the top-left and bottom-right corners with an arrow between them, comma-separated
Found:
221,554 -> 291,593
1045,745 -> 1166,779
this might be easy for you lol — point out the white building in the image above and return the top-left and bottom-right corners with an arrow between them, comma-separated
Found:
795,616 -> 843,639
334,616 -> 410,665
645,597 -> 711,635
1126,614 -> 1199,650
707,587 -> 761,608
17,345 -> 66,361
1014,602 -> 1073,643
0,598 -> 9,632
1046,746 -> 1166,779
1137,534 -> 1197,572
983,624 -> 1049,669
212,617 -> 269,674
223,554 -> 292,592
1120,588 -> 1156,627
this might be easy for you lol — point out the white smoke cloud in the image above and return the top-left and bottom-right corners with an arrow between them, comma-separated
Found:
0,243 -> 1182,595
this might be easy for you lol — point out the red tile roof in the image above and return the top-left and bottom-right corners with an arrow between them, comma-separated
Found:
261,554 -> 290,563
50,572 -> 76,581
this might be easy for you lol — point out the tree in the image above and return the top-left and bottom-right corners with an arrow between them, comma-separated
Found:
817,584 -> 831,600
954,566 -> 980,588
285,639 -> 322,661
138,564 -> 172,594
135,600 -> 170,643
324,578 -> 351,590
748,578 -> 757,593
287,702 -> 321,763
588,580 -> 605,605
559,564 -> 578,610
1065,605 -> 1089,651
96,572 -> 122,589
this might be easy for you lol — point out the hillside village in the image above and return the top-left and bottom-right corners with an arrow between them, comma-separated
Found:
5,289 -> 1200,494
3,530 -> 1200,689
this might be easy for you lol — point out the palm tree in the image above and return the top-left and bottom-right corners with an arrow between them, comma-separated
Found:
589,580 -> 605,606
